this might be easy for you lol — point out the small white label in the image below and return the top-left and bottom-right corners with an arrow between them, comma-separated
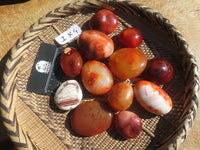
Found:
55,24 -> 82,45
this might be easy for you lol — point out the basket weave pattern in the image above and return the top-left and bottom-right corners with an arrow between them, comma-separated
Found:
0,0 -> 199,150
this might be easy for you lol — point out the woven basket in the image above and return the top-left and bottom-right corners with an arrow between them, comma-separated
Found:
0,0 -> 199,149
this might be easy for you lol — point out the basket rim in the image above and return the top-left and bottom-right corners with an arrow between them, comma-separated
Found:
0,0 -> 199,149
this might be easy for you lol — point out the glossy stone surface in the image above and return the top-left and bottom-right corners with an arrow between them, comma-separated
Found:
108,82 -> 133,111
89,9 -> 118,34
114,111 -> 142,139
108,48 -> 147,79
143,57 -> 174,84
134,80 -> 172,115
81,60 -> 113,95
71,100 -> 113,136
119,28 -> 143,48
60,47 -> 83,77
78,30 -> 114,60
54,80 -> 83,111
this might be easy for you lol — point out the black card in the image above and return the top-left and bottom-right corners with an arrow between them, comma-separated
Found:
26,43 -> 63,95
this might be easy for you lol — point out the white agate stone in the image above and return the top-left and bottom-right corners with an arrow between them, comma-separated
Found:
134,80 -> 172,115
54,80 -> 83,110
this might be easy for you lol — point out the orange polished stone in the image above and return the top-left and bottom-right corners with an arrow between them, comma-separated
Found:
71,100 -> 113,136
108,48 -> 147,79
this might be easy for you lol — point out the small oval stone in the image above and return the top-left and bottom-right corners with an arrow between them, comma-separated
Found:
81,60 -> 113,95
114,111 -> 142,139
54,80 -> 83,110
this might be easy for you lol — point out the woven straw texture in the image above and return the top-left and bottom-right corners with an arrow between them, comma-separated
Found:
0,0 -> 199,150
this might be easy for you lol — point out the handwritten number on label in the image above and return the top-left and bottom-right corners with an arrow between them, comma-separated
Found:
61,36 -> 67,42
73,28 -> 79,34
68,31 -> 73,37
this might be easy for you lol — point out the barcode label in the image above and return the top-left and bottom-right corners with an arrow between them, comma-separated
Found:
55,24 -> 82,45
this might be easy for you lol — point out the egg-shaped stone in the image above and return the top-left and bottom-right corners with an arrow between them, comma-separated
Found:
134,80 -> 172,115
54,80 -> 83,111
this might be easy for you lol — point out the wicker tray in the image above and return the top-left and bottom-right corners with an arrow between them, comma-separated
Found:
0,0 -> 199,149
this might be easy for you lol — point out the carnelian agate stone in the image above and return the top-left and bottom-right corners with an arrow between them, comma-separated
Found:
134,80 -> 172,115
78,30 -> 114,60
119,28 -> 143,48
143,57 -> 174,84
114,111 -> 142,139
108,48 -> 147,79
81,60 -> 113,95
71,101 -> 113,136
60,47 -> 83,77
108,82 -> 134,111
89,9 -> 118,34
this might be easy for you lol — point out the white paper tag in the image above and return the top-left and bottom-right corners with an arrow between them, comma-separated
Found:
55,24 -> 82,45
